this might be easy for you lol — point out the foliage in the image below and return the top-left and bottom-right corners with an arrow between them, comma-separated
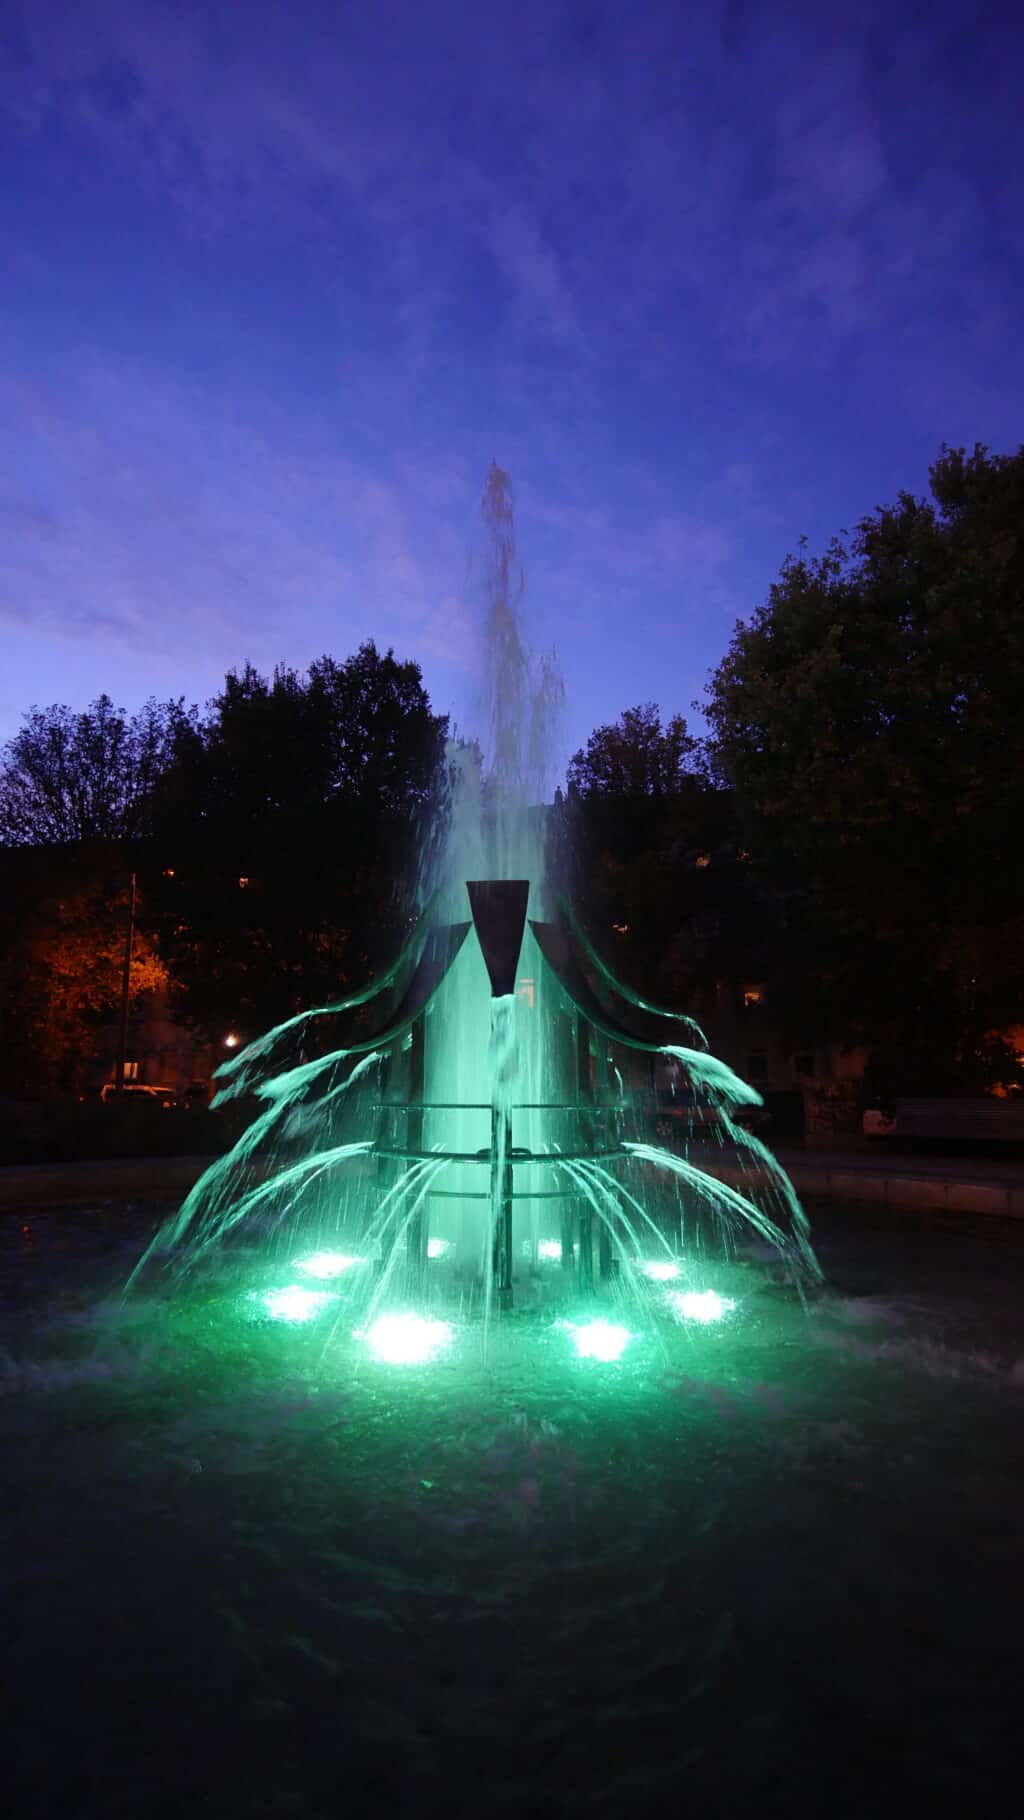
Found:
0,695 -> 193,846
704,442 -> 1024,1088
567,703 -> 701,800
0,851 -> 168,1092
0,644 -> 447,1079
554,705 -> 763,1019
149,642 -> 448,1037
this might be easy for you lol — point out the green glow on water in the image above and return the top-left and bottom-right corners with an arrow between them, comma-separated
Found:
257,1286 -> 338,1323
538,1240 -> 562,1261
640,1259 -> 681,1281
362,1313 -> 454,1364
294,1251 -> 365,1280
669,1289 -> 736,1325
562,1319 -> 633,1362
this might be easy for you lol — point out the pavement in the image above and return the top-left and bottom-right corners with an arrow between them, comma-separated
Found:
0,1153 -> 217,1208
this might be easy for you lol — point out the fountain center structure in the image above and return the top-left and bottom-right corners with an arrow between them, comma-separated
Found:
131,465 -> 820,1342
132,868 -> 819,1333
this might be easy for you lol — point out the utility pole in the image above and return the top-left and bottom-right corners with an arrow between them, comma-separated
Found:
115,872 -> 137,1097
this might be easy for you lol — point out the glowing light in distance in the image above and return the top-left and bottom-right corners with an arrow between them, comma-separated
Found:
641,1259 -> 681,1281
294,1251 -> 363,1280
223,1032 -> 240,1049
362,1313 -> 453,1365
669,1289 -> 736,1325
561,1319 -> 632,1362
258,1286 -> 337,1323
427,1237 -> 450,1259
538,1240 -> 562,1261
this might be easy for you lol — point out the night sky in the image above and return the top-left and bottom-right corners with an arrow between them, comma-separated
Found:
2,0 -> 1022,764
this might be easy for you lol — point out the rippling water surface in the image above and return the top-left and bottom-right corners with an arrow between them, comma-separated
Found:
3,1198 -> 1022,1819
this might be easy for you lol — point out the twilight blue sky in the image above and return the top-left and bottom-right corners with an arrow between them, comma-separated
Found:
2,0 -> 1022,770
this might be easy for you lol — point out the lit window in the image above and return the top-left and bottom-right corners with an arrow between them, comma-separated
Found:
124,1060 -> 140,1081
238,875 -> 251,889
162,867 -> 175,879
612,922 -> 630,935
695,852 -> 711,869
743,985 -> 764,1008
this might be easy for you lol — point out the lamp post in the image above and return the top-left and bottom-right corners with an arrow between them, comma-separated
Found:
115,872 -> 137,1098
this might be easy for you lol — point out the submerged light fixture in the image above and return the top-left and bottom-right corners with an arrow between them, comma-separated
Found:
257,1285 -> 337,1323
640,1259 -> 681,1282
561,1318 -> 633,1362
362,1313 -> 453,1365
294,1251 -> 364,1280
668,1289 -> 736,1325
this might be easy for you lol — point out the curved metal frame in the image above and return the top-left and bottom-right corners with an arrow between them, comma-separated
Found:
359,880 -> 700,1305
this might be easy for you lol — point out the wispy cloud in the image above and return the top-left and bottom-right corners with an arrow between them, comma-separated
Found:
2,0 -> 1022,748
5,0 -> 1018,383
0,353 -> 473,686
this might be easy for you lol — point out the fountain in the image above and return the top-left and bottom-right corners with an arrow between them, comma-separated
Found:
130,467 -> 820,1352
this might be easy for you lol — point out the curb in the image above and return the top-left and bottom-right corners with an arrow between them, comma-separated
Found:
0,1156 -> 219,1208
783,1160 -> 1024,1221
2,1151 -> 1022,1223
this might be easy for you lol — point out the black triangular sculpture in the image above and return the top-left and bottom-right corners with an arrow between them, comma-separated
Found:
530,919 -> 667,1053
467,880 -> 530,998
338,922 -> 471,1053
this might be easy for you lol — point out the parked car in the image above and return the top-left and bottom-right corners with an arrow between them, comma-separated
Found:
99,1083 -> 178,1108
863,1107 -> 896,1137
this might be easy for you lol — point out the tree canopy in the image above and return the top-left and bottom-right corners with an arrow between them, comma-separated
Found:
4,446 -> 1022,1101
0,849 -> 168,1094
150,642 -> 448,1037
567,703 -> 700,799
555,703 -> 761,1022
704,442 -> 1024,1088
0,642 -> 449,1083
0,695 -> 192,846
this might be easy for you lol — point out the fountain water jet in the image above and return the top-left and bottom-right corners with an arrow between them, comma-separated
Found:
130,872 -> 820,1336
130,465 -> 821,1346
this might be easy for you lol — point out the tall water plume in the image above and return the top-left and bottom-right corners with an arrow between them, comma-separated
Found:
424,463 -> 564,1272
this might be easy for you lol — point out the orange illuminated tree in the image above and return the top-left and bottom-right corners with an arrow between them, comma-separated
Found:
1,870 -> 170,1093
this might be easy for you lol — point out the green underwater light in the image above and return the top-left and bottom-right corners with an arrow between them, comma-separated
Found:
427,1238 -> 451,1259
294,1251 -> 365,1280
538,1240 -> 562,1261
361,1313 -> 454,1365
561,1319 -> 633,1362
257,1285 -> 338,1323
640,1259 -> 681,1282
668,1289 -> 736,1325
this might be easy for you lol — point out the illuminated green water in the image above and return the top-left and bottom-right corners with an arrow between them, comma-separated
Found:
4,1199 -> 1022,1816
